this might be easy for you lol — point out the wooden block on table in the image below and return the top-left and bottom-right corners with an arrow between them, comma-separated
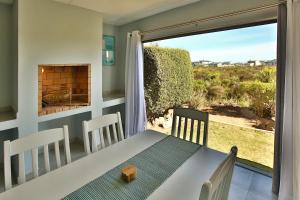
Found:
121,164 -> 137,183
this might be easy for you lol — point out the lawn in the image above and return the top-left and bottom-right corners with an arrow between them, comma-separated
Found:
206,121 -> 274,171
148,120 -> 274,172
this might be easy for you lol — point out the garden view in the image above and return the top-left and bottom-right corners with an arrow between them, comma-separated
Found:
143,23 -> 277,172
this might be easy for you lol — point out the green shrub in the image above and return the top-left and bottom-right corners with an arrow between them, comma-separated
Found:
242,81 -> 275,118
226,82 -> 248,100
221,77 -> 237,87
194,66 -> 263,82
144,46 -> 193,120
193,79 -> 208,94
207,85 -> 225,100
194,70 -> 221,86
257,67 -> 276,83
192,66 -> 276,118
188,92 -> 207,109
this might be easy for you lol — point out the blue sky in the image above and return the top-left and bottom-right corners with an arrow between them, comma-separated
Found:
144,23 -> 277,63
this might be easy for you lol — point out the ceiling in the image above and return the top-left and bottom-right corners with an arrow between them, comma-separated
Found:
54,0 -> 201,25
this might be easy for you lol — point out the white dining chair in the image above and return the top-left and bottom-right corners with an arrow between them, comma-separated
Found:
171,107 -> 209,146
82,112 -> 124,154
199,146 -> 238,200
3,126 -> 71,191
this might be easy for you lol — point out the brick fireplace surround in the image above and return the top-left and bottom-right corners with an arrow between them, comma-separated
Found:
38,64 -> 91,116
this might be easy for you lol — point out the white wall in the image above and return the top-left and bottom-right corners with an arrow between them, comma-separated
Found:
118,0 -> 278,89
38,112 -> 91,141
0,3 -> 13,109
102,24 -> 124,93
102,24 -> 126,128
12,0 -> 18,112
17,0 -> 103,172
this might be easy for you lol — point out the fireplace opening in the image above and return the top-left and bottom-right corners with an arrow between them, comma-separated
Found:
38,64 -> 91,116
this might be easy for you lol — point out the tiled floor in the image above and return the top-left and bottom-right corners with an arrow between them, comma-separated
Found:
230,166 -> 277,200
0,141 -> 277,200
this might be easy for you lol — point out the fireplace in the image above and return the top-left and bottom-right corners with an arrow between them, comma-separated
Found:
38,64 -> 91,116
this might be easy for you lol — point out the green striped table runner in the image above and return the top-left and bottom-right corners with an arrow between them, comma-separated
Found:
63,136 -> 201,200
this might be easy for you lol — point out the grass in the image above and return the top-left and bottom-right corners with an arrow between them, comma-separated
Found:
149,120 -> 274,172
207,121 -> 274,172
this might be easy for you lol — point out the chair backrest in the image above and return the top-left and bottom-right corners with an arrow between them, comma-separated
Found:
4,126 -> 71,191
171,108 -> 209,146
199,146 -> 238,200
82,112 -> 124,154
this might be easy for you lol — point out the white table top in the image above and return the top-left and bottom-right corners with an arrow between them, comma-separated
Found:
0,130 -> 226,200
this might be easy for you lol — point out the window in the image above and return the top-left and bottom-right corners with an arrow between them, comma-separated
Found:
144,23 -> 277,173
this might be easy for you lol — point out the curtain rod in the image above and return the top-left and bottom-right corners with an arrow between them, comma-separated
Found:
141,1 -> 286,35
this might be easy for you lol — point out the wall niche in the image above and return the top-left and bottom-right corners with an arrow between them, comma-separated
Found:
38,64 -> 91,116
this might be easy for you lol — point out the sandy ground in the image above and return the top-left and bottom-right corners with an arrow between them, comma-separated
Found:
149,105 -> 275,132
208,114 -> 256,129
202,106 -> 275,131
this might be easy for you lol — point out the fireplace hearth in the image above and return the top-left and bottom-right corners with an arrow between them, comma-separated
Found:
38,64 -> 91,116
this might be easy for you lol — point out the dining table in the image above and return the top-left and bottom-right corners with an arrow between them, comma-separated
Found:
0,130 -> 226,200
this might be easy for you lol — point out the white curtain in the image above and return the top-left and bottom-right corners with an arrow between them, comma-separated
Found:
279,0 -> 300,200
125,31 -> 147,138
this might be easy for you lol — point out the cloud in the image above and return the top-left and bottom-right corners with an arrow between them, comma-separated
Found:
190,42 -> 276,62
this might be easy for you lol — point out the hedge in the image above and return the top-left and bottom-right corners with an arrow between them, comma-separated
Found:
144,46 -> 193,120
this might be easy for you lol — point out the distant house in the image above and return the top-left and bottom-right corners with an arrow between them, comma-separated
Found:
221,62 -> 233,67
233,62 -> 248,67
193,60 -> 212,66
248,60 -> 262,66
264,59 -> 277,66
208,62 -> 221,67
216,63 -> 223,67
213,62 -> 233,67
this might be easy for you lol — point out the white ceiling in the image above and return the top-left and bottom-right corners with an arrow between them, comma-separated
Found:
54,0 -> 201,25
